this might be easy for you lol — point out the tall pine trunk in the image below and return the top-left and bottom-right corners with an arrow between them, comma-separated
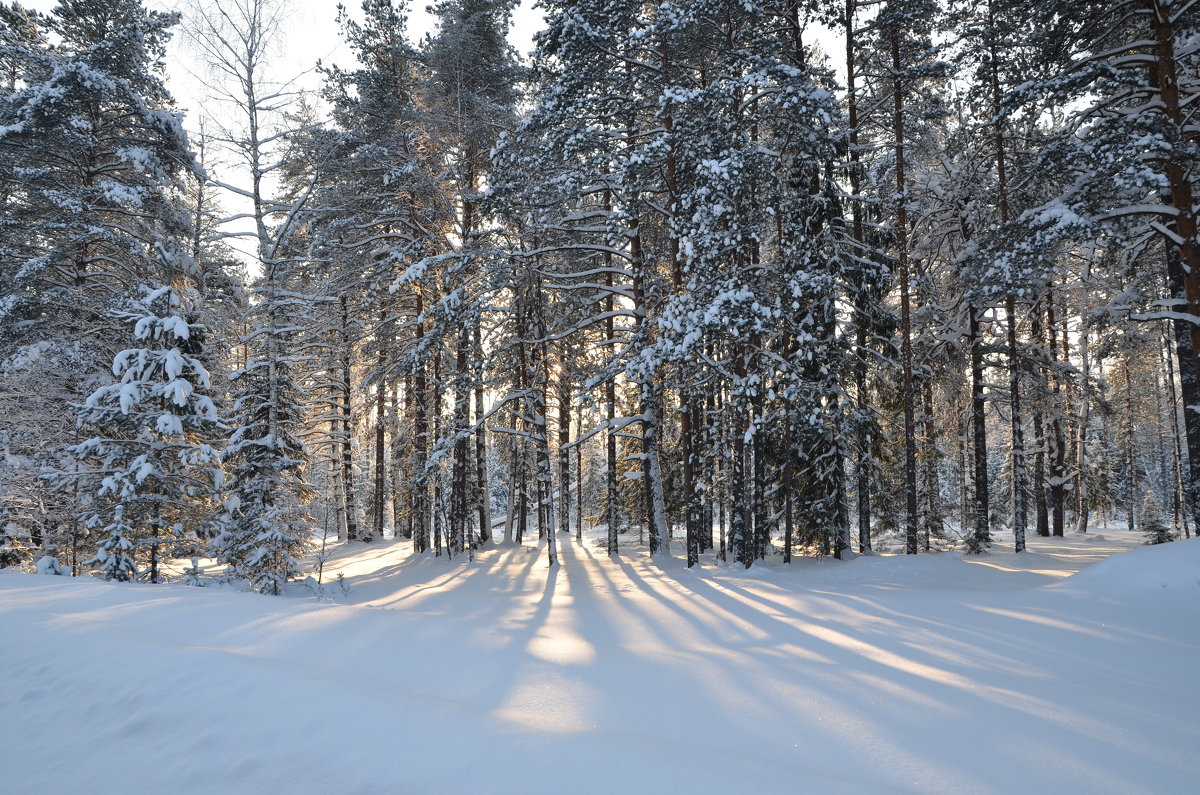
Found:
1046,288 -> 1066,537
1031,300 -> 1050,538
1149,1 -> 1200,525
987,0 -> 1026,551
968,304 -> 991,550
474,324 -> 492,544
339,297 -> 359,543
891,29 -> 919,556
409,292 -> 430,553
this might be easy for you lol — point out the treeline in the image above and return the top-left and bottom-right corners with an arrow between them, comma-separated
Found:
0,0 -> 1195,588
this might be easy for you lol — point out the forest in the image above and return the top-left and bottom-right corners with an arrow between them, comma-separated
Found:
0,0 -> 1197,590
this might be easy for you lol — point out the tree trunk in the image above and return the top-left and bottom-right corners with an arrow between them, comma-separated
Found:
1163,323 -> 1191,537
576,410 -> 584,541
474,323 -> 491,544
987,0 -> 1025,551
340,298 -> 359,544
968,304 -> 991,550
1046,288 -> 1066,537
847,0 -> 872,559
604,192 -> 620,557
1124,353 -> 1137,534
1031,300 -> 1050,538
557,363 -> 571,539
1075,259 -> 1092,534
409,292 -> 430,553
450,326 -> 471,555
332,416 -> 348,543
922,380 -> 943,549
372,348 -> 387,541
731,407 -> 750,568
682,385 -> 700,567
891,29 -> 919,556
1006,297 -> 1028,552
783,464 -> 794,563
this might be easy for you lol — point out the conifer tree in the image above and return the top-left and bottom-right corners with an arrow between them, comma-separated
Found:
0,0 -> 194,564
72,281 -> 222,583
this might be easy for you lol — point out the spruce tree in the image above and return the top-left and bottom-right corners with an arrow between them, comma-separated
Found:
72,281 -> 222,583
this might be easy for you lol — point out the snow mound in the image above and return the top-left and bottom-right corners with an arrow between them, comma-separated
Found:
1057,537 -> 1200,593
35,555 -> 64,575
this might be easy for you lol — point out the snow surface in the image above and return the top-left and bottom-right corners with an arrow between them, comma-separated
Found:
1,531 -> 1197,794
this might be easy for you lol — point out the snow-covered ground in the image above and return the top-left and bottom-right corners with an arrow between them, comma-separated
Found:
2,530 -> 1197,793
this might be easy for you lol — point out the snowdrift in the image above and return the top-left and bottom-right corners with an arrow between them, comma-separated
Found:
1055,536 -> 1200,593
1,532 -> 1196,794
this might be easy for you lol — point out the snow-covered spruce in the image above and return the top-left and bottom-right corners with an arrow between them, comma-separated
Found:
71,284 -> 222,583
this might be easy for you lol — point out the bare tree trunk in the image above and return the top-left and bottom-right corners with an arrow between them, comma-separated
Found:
332,416 -> 348,543
846,0 -> 872,558
450,327 -> 471,555
783,464 -> 794,564
502,409 -> 519,545
515,439 -> 528,546
752,422 -> 768,560
704,381 -> 717,552
682,388 -> 701,567
576,410 -> 584,542
731,408 -> 750,568
432,354 -> 445,557
603,191 -> 620,557
391,383 -> 405,539
1006,297 -> 1028,552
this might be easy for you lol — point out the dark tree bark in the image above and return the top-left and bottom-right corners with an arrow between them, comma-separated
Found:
890,29 -> 920,556
968,304 -> 991,550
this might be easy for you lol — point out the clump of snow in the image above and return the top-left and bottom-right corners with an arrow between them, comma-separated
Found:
34,556 -> 64,575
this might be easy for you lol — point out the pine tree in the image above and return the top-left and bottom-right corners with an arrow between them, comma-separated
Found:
424,0 -> 521,554
1006,0 -> 1199,523
0,0 -> 194,567
316,0 -> 449,550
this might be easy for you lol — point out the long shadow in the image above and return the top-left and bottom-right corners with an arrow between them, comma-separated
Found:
605,556 -> 1170,791
361,543 -> 543,612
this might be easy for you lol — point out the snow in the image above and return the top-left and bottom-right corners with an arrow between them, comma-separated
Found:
1,531 -> 1196,794
33,555 -> 64,576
